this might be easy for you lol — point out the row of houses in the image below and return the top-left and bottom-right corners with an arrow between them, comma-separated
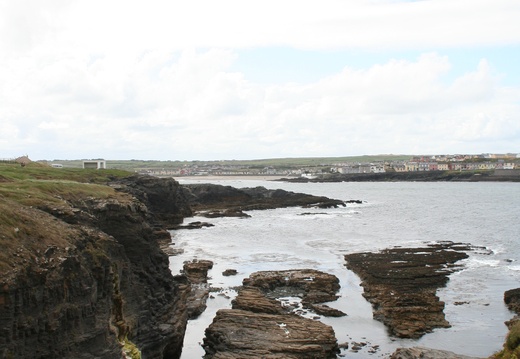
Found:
333,160 -> 518,174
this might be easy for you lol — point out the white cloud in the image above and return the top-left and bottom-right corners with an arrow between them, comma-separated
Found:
1,0 -> 519,58
0,1 -> 519,159
1,47 -> 518,159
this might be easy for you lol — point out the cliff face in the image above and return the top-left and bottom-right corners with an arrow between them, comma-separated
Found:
0,174 -> 192,359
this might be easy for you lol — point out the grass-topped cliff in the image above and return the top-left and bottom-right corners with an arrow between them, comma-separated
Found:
0,162 -> 191,359
0,163 -> 130,273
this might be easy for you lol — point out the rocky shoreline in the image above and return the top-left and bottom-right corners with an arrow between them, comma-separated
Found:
1,169 -> 516,358
279,170 -> 520,183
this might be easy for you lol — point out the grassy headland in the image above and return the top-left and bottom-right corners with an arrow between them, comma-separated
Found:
0,162 -> 132,273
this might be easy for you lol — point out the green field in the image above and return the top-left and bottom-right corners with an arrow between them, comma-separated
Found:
45,155 -> 412,171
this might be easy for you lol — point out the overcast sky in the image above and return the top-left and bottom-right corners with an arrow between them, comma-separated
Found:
1,0 -> 519,161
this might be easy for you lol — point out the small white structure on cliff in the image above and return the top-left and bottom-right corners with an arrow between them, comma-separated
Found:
83,160 -> 106,169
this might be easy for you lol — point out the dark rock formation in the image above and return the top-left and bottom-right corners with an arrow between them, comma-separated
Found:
0,175 -> 192,359
390,347 -> 483,359
181,184 -> 346,213
243,269 -> 341,307
183,260 -> 214,319
112,174 -> 193,226
345,242 -> 471,339
170,221 -> 215,230
222,269 -> 238,276
308,303 -> 346,317
231,287 -> 287,315
505,288 -> 520,315
200,209 -> 251,218
203,309 -> 339,359
183,260 -> 214,284
202,269 -> 342,358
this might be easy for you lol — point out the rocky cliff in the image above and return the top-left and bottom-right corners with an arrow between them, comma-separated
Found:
0,169 -> 192,359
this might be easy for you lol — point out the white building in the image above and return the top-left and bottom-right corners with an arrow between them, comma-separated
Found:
83,160 -> 106,169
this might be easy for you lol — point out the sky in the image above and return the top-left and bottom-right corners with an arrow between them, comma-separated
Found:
1,0 -> 519,161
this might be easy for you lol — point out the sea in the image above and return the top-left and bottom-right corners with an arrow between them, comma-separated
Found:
169,179 -> 520,358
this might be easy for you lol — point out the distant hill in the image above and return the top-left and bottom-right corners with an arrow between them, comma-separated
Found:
46,155 -> 412,171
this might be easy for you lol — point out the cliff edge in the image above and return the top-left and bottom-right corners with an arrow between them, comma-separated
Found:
0,164 -> 191,359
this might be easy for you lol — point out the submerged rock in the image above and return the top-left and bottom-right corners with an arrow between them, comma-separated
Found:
345,242 -> 471,339
390,346 -> 484,359
222,268 -> 238,276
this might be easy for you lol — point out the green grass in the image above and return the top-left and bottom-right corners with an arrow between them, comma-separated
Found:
0,163 -> 131,207
45,155 -> 412,171
0,162 -> 134,274
0,162 -> 130,182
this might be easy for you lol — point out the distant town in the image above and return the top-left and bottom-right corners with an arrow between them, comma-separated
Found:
137,153 -> 520,178
2,153 -> 519,178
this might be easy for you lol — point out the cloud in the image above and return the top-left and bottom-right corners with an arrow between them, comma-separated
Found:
1,47 -> 519,159
1,0 -> 519,58
0,1 -> 519,159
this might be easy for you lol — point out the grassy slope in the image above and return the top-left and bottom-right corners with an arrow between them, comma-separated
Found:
0,162 -> 132,273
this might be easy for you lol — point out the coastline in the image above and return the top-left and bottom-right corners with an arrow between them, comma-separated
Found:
168,175 -> 293,181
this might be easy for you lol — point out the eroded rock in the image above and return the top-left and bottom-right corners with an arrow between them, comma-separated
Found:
183,259 -> 214,319
202,269 -> 341,358
345,242 -> 471,339
203,309 -> 339,359
243,269 -> 340,307
390,346 -> 483,359
181,184 -> 346,213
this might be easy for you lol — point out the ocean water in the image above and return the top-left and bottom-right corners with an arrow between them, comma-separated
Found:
169,180 -> 520,358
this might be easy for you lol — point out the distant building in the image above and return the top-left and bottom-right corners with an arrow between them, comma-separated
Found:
51,164 -> 63,168
83,160 -> 106,169
15,155 -> 31,167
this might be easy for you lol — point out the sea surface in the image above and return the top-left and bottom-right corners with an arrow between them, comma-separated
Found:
169,179 -> 520,358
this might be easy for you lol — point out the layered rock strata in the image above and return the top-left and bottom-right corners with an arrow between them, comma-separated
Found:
243,269 -> 341,308
390,347 -> 483,359
203,270 -> 341,358
0,175 -> 192,359
345,242 -> 470,339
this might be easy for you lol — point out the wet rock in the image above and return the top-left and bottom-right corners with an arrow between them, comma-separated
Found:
231,287 -> 286,314
390,346 -> 484,359
504,288 -> 520,314
345,242 -> 470,339
170,221 -> 215,230
202,270 -> 341,358
187,284 -> 211,319
183,260 -> 214,319
222,269 -> 238,276
201,209 -> 251,218
203,309 -> 339,359
181,184 -> 346,213
308,303 -> 347,317
243,269 -> 340,306
183,259 -> 214,284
